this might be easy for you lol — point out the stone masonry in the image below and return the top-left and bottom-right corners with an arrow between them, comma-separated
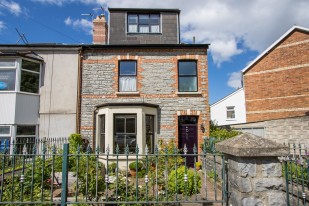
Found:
80,46 -> 209,150
216,133 -> 289,206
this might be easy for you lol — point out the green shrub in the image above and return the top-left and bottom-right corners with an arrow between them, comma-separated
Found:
195,161 -> 202,168
129,161 -> 143,171
168,166 -> 201,196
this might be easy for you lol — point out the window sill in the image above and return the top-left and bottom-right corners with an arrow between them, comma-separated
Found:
176,91 -> 202,95
116,91 -> 140,96
226,119 -> 236,121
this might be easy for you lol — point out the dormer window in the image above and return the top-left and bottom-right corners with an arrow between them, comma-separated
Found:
127,14 -> 160,33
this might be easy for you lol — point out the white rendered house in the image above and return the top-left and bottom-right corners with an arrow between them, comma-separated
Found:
210,88 -> 246,126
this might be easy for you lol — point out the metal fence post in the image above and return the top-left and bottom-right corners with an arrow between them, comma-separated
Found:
61,143 -> 69,206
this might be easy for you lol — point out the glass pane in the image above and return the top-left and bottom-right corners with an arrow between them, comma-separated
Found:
114,134 -> 125,152
22,59 -> 40,72
115,117 -> 125,133
126,117 -> 136,133
99,115 -> 105,153
179,61 -> 197,75
20,70 -> 40,93
151,25 -> 160,33
0,126 -> 10,135
227,111 -> 235,119
146,115 -> 154,153
0,59 -> 16,67
17,125 -> 36,136
139,25 -> 149,33
139,14 -> 149,24
119,76 -> 136,92
120,61 -> 136,75
150,14 -> 160,24
179,77 -> 197,92
127,135 -> 136,153
128,14 -> 138,24
0,137 -> 10,152
0,70 -> 16,91
128,25 -> 137,32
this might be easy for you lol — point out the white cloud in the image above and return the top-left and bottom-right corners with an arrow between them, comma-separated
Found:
0,0 -> 22,16
227,71 -> 242,89
33,0 -> 309,66
0,21 -> 6,32
64,16 -> 93,35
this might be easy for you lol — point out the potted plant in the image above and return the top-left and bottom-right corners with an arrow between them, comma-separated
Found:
195,161 -> 202,170
129,161 -> 143,177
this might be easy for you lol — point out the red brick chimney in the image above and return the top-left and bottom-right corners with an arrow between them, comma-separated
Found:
93,14 -> 108,44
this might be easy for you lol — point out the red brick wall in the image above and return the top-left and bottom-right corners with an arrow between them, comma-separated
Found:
244,30 -> 309,122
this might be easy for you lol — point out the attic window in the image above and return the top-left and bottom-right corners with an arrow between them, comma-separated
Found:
127,14 -> 160,33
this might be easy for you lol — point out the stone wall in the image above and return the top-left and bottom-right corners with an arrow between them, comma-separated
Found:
231,116 -> 309,144
216,133 -> 289,206
80,47 -> 209,149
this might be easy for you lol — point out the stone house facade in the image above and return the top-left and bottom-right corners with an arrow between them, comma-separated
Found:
79,8 -> 209,158
80,45 -> 209,156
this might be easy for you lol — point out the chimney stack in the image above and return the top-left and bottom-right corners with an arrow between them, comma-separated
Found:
93,14 -> 108,44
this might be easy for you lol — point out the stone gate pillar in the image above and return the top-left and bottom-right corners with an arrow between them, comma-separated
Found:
216,133 -> 289,206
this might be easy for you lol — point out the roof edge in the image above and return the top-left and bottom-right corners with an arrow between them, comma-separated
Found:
242,25 -> 309,74
210,87 -> 244,107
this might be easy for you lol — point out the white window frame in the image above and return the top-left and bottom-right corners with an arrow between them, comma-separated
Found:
96,106 -> 157,155
226,106 -> 236,120
0,59 -> 17,92
0,58 -> 41,94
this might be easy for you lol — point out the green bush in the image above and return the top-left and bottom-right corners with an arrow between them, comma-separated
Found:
129,161 -> 143,171
168,166 -> 201,196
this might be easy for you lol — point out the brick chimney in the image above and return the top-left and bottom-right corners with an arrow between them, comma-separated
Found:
93,14 -> 108,44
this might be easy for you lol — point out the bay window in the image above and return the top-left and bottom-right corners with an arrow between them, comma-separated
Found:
119,61 -> 137,92
0,58 -> 41,94
21,60 -> 40,93
178,61 -> 198,92
0,126 -> 11,152
114,114 -> 137,153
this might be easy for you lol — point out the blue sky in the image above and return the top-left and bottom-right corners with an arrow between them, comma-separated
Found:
0,0 -> 309,104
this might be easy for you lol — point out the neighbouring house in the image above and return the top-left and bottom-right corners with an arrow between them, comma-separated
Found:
79,8 -> 209,162
210,88 -> 246,126
0,45 -> 81,151
213,26 -> 309,143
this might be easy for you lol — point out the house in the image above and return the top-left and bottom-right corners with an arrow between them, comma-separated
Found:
79,8 -> 209,159
213,26 -> 309,143
210,88 -> 246,126
0,8 -> 210,158
0,45 -> 81,151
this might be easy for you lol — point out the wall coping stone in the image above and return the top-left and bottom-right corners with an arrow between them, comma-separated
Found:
215,133 -> 289,157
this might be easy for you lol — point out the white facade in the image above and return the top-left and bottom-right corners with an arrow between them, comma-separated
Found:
210,88 -> 246,126
0,46 -> 81,152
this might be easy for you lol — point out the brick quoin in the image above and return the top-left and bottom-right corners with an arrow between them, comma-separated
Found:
80,47 -> 209,153
244,30 -> 309,122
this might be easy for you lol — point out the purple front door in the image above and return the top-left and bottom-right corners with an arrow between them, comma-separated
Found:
178,116 -> 198,167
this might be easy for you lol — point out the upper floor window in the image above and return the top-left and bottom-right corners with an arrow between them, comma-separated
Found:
128,14 -> 160,33
226,106 -> 235,119
21,60 -> 40,93
0,58 -> 41,94
178,61 -> 197,92
0,59 -> 16,91
119,61 -> 137,92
